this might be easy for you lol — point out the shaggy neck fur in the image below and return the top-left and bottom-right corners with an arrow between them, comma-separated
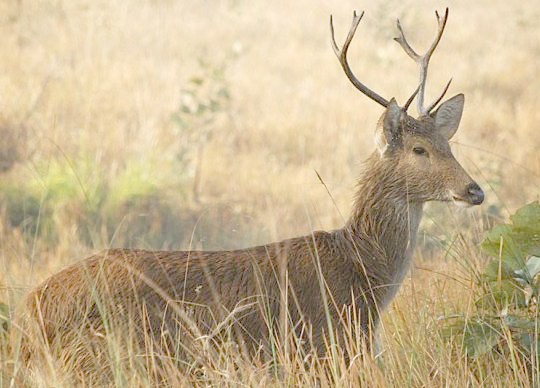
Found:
342,152 -> 424,309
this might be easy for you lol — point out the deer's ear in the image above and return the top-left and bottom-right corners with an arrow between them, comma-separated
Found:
432,94 -> 464,140
375,98 -> 403,155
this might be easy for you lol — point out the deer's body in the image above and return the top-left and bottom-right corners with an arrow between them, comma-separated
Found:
17,7 -> 484,379
21,154 -> 423,359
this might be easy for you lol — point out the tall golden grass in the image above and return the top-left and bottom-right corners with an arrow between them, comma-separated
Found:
0,0 -> 539,386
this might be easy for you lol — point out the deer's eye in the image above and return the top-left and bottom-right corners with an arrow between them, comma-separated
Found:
413,146 -> 428,156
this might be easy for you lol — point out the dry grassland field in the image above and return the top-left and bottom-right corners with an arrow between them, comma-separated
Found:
0,0 -> 539,386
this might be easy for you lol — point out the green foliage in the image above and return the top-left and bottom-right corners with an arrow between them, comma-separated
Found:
0,139 -> 256,251
0,183 -> 51,239
0,157 -> 192,249
105,160 -> 162,210
0,158 -> 105,244
172,58 -> 232,133
170,57 -> 233,186
481,202 -> 540,269
0,58 -> 248,251
443,202 -> 540,360
442,318 -> 501,359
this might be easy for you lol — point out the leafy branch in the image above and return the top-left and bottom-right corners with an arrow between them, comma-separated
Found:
443,201 -> 540,359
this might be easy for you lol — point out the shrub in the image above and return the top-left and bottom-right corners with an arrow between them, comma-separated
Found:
442,202 -> 540,361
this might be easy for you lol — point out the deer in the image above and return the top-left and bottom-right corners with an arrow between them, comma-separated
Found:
15,8 -> 483,380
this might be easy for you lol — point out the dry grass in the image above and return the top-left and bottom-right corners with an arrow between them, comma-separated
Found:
0,0 -> 539,386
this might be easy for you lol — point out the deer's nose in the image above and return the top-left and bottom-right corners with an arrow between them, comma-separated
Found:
466,182 -> 484,205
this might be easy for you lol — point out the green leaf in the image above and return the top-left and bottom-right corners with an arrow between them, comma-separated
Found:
217,88 -> 230,99
463,321 -> 500,359
189,77 -> 204,86
440,317 -> 466,339
477,279 -> 526,309
481,225 -> 526,269
448,203 -> 540,359
516,333 -> 540,357
481,224 -> 513,256
504,314 -> 537,330
510,202 -> 540,232
519,255 -> 540,280
481,260 -> 519,282
508,202 -> 540,258
480,202 -> 540,268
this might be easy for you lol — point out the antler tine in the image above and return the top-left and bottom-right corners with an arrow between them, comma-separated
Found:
394,19 -> 420,62
394,8 -> 450,115
426,78 -> 452,113
330,11 -> 389,108
425,8 -> 449,61
403,84 -> 420,111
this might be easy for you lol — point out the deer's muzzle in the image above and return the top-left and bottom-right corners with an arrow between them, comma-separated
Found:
466,182 -> 484,205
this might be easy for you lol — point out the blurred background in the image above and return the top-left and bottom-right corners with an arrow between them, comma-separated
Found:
0,0 -> 538,297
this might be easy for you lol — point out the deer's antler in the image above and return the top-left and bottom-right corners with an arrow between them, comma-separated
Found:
394,8 -> 451,115
330,11 -> 389,108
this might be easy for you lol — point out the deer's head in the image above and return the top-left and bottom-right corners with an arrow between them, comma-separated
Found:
331,9 -> 484,206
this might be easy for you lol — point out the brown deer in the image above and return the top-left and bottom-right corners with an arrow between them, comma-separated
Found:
16,8 -> 483,378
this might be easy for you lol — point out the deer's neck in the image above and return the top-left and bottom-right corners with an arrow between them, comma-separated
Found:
344,154 -> 424,288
